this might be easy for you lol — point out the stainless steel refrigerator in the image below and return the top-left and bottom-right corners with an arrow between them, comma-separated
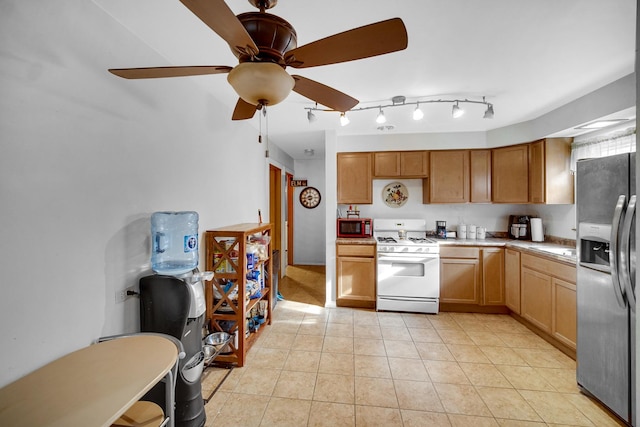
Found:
576,152 -> 636,426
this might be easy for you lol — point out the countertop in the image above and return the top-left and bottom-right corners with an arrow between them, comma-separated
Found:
438,237 -> 577,265
337,236 -> 577,265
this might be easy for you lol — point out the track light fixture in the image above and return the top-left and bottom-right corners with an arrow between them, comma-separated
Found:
304,95 -> 494,126
452,101 -> 464,118
413,103 -> 424,121
483,97 -> 494,119
340,112 -> 350,126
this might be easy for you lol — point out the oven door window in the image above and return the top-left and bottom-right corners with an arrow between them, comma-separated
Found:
378,256 -> 426,277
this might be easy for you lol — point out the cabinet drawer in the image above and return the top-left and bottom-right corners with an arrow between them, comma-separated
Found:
337,244 -> 376,257
440,246 -> 479,259
521,253 -> 575,283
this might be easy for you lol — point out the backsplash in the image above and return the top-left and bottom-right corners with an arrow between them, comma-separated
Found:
339,178 -> 577,240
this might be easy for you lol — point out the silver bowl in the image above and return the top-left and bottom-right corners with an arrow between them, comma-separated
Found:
204,332 -> 232,353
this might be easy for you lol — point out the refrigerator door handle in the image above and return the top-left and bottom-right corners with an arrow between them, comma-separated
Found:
611,194 -> 628,308
620,194 -> 636,311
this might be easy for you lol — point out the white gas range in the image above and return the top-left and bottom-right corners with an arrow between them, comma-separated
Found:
374,219 -> 440,314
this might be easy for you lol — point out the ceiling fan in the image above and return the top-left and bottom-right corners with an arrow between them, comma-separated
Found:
108,0 -> 408,120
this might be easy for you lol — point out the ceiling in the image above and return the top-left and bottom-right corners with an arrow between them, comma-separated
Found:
95,0 -> 636,159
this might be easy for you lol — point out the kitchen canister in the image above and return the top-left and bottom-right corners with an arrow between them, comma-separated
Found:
468,224 -> 477,239
531,218 -> 544,242
477,227 -> 486,240
458,224 -> 467,239
151,211 -> 199,275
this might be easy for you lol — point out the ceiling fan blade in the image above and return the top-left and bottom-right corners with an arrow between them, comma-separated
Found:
232,98 -> 259,120
180,0 -> 259,56
285,18 -> 408,69
292,75 -> 358,112
109,66 -> 232,79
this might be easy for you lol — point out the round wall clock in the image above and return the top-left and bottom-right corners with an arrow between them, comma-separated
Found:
299,186 -> 321,209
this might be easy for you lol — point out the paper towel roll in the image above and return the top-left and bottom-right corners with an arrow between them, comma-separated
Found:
531,218 -> 544,242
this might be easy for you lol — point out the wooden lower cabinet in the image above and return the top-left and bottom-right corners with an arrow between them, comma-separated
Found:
336,243 -> 376,308
519,252 -> 577,350
440,257 -> 480,304
504,249 -> 521,313
439,246 -> 504,308
482,248 -> 505,305
521,266 -> 553,332
552,278 -> 577,348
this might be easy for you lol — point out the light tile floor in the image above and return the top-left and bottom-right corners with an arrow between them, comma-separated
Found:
202,300 -> 624,427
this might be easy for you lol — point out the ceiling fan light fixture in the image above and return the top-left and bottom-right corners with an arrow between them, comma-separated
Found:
452,102 -> 465,118
413,104 -> 424,121
483,104 -> 494,119
227,62 -> 294,106
376,108 -> 386,124
340,112 -> 350,126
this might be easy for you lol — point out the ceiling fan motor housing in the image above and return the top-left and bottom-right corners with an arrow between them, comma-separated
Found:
236,12 -> 297,64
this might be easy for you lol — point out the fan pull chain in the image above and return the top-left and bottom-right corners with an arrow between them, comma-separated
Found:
258,106 -> 263,143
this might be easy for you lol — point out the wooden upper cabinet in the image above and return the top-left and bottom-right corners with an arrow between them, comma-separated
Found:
401,151 -> 429,177
429,150 -> 470,203
373,151 -> 428,178
492,144 -> 529,203
374,152 -> 401,177
337,152 -> 372,204
470,150 -> 492,203
528,138 -> 574,204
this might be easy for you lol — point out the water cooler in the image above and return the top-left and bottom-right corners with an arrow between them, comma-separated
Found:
139,211 -> 210,427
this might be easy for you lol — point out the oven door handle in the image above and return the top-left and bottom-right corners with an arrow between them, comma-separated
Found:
378,254 -> 439,264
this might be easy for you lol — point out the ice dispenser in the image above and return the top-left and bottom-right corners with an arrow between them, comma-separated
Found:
578,222 -> 611,269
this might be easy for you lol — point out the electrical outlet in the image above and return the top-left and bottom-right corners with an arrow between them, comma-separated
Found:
115,289 -> 127,303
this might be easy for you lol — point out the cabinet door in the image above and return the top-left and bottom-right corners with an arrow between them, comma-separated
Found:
336,255 -> 376,308
470,150 -> 492,203
528,140 -> 545,203
430,150 -> 470,203
543,138 -> 574,204
337,152 -> 372,204
440,258 -> 480,304
373,152 -> 400,177
401,151 -> 429,177
552,277 -> 577,349
504,249 -> 521,313
520,266 -> 552,332
482,248 -> 504,305
492,144 -> 529,203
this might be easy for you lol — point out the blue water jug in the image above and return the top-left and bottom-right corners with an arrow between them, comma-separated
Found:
151,211 -> 199,275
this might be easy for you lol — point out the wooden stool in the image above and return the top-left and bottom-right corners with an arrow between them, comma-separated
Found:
111,401 -> 165,427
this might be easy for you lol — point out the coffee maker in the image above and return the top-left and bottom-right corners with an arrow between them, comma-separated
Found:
508,215 -> 531,240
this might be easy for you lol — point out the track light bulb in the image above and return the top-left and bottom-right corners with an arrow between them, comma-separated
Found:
340,112 -> 350,126
483,104 -> 494,119
376,108 -> 386,124
452,102 -> 465,118
307,110 -> 317,123
413,104 -> 424,121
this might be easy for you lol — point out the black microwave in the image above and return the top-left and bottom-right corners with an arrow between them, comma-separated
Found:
337,218 -> 373,238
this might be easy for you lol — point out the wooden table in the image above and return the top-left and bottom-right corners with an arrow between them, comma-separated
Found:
0,335 -> 178,427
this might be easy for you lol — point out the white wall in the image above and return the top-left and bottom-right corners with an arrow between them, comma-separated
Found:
292,158 -> 326,265
0,0 -> 271,386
